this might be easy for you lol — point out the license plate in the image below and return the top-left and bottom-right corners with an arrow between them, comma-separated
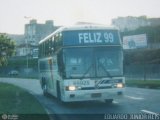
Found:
91,93 -> 101,98
73,80 -> 95,87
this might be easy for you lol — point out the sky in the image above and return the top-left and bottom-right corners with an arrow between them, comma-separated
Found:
0,0 -> 160,34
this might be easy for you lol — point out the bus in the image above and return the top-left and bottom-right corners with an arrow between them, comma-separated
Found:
38,24 -> 125,103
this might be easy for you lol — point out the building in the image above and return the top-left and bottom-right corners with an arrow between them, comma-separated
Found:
112,16 -> 150,31
7,34 -> 24,46
113,16 -> 160,50
24,19 -> 56,46
149,18 -> 160,27
8,19 -> 59,58
16,44 -> 31,56
23,19 -> 59,58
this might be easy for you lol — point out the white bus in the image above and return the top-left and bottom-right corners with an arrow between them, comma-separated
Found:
38,24 -> 125,103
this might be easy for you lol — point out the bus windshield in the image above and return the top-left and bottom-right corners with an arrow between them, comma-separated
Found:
63,47 -> 123,79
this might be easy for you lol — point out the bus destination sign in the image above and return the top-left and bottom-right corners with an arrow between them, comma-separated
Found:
63,30 -> 120,46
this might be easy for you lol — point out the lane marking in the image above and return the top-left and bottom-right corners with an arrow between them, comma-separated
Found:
141,110 -> 159,116
125,95 -> 144,100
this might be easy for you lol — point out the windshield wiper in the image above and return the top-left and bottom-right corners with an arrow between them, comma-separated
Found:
98,63 -> 112,78
80,63 -> 94,80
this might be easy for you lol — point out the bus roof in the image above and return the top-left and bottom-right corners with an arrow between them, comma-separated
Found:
39,24 -> 119,44
62,24 -> 118,31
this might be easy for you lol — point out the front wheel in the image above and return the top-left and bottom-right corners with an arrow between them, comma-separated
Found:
42,84 -> 48,96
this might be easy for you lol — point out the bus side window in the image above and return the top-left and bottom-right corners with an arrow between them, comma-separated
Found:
46,40 -> 50,56
54,33 -> 62,51
38,44 -> 41,58
51,37 -> 55,54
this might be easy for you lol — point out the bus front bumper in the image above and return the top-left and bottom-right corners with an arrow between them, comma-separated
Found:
61,88 -> 125,102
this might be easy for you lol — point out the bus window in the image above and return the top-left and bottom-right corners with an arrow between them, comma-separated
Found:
68,57 -> 82,65
63,48 -> 94,78
96,47 -> 123,77
63,47 -> 123,78
42,42 -> 45,57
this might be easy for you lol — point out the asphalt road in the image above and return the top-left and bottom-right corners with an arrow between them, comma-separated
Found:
0,78 -> 160,120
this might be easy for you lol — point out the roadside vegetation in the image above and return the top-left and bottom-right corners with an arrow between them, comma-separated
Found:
0,83 -> 49,120
121,25 -> 160,65
126,80 -> 160,89
122,25 -> 160,88
0,34 -> 15,66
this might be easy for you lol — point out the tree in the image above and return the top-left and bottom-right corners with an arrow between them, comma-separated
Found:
0,33 -> 15,66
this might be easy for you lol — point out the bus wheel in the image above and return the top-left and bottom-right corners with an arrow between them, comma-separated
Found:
105,99 -> 113,104
42,84 -> 48,96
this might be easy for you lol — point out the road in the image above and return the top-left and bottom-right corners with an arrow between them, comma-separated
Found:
0,78 -> 160,120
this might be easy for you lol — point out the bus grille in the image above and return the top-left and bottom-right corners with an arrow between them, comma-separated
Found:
81,86 -> 112,90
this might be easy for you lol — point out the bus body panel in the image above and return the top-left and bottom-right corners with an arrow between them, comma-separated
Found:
39,56 -> 62,97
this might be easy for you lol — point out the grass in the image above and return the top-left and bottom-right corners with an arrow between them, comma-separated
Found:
126,80 -> 160,89
0,83 -> 49,120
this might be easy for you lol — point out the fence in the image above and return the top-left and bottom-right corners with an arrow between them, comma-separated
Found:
124,64 -> 160,80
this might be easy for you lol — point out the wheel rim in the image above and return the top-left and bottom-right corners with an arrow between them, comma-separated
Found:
43,85 -> 47,93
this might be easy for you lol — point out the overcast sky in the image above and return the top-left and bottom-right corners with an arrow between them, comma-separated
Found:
0,0 -> 160,34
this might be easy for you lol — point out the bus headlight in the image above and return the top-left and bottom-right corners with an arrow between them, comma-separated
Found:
66,86 -> 76,91
117,83 -> 123,88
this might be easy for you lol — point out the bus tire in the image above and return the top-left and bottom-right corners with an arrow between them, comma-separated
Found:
105,99 -> 113,104
42,78 -> 48,96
